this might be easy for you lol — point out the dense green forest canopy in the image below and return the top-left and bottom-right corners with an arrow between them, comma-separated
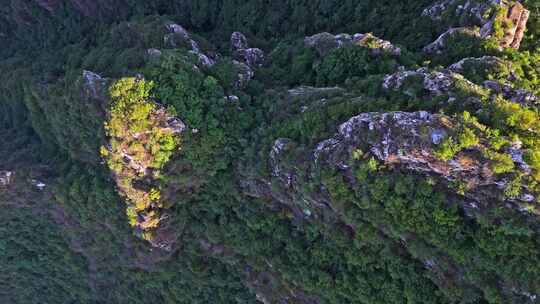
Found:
1,0 -> 540,303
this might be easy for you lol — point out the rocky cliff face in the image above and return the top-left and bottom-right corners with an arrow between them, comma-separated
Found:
422,0 -> 530,51
101,76 -> 186,251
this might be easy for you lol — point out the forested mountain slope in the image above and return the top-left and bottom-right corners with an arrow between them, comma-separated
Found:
1,1 -> 540,303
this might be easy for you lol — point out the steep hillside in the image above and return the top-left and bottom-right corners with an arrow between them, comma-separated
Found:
1,1 -> 540,303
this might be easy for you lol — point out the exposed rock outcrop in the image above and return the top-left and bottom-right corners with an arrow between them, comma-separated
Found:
481,1 -> 530,49
318,111 -> 536,209
383,67 -> 486,99
0,171 -> 13,186
423,0 -> 530,51
385,58 -> 538,109
483,80 -> 539,105
230,31 -> 265,88
164,23 -> 216,67
354,33 -> 402,56
231,31 -> 249,51
31,179 -> 46,190
447,55 -> 508,73
252,109 -> 538,222
423,27 -> 481,54
231,31 -> 265,68
304,32 -> 401,57
422,0 -> 500,25
81,70 -> 109,104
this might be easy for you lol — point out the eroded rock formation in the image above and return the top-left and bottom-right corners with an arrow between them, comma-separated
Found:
304,32 -> 401,57
423,0 -> 530,51
230,31 -> 265,88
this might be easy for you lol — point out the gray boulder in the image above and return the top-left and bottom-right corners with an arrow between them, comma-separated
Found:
231,31 -> 249,51
230,31 -> 265,87
483,80 -> 539,105
81,70 -> 108,103
233,60 -> 254,89
0,171 -> 13,186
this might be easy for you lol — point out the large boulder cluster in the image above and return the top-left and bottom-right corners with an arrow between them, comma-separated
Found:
230,31 -> 265,88
163,23 -> 216,67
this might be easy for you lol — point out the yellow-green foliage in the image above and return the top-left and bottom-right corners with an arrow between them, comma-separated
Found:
105,77 -> 179,172
108,77 -> 154,136
486,150 -> 515,174
435,113 -> 480,161
492,6 -> 510,40
435,137 -> 461,161
102,77 -> 180,238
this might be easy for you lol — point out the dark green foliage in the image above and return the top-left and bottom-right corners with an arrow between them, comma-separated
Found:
1,1 -> 539,304
0,194 -> 91,303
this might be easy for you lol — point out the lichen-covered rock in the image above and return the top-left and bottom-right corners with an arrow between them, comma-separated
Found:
163,23 -> 192,48
304,32 -> 401,57
234,48 -> 265,68
189,50 -> 215,67
422,0 -> 500,25
164,34 -> 188,48
231,31 -> 249,51
423,27 -> 481,54
448,55 -> 507,72
354,33 -> 401,56
383,67 -> 486,99
165,23 -> 189,39
229,32 -> 264,87
483,80 -> 539,105
81,70 -> 109,103
162,23 -> 216,67
231,31 -> 265,68
316,111 -> 536,209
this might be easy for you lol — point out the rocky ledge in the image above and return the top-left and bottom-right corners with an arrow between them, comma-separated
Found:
304,32 -> 401,57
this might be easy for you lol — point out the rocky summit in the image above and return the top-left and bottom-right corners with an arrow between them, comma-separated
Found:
0,1 -> 539,303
